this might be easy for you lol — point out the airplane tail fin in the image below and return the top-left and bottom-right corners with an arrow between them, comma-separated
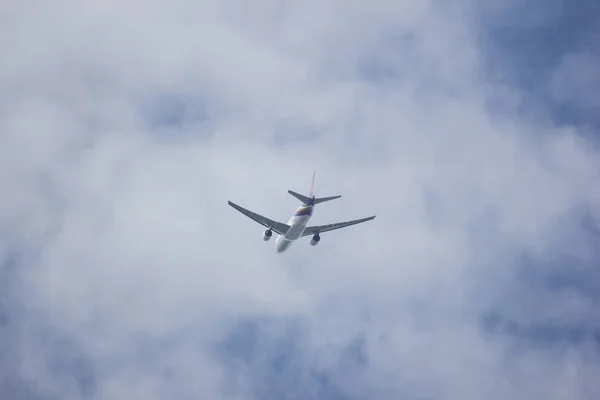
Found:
287,170 -> 341,205
309,170 -> 316,197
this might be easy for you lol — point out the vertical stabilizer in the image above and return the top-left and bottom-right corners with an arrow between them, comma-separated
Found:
288,170 -> 340,205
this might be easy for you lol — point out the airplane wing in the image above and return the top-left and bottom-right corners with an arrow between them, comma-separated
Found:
227,201 -> 290,235
301,215 -> 376,237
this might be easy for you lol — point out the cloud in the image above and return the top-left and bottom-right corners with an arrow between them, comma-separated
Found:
1,0 -> 599,399
478,0 -> 600,129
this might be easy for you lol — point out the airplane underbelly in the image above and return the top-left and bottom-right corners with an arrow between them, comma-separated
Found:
284,216 -> 309,240
284,225 -> 305,240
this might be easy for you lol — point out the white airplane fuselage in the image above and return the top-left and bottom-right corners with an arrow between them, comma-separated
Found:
274,203 -> 314,253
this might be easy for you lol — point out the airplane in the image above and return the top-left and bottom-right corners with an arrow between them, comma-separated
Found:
227,171 -> 376,253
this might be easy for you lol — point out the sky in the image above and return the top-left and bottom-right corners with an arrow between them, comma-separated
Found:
1,0 -> 599,399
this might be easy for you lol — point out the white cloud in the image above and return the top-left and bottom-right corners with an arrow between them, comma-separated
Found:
1,0 -> 599,399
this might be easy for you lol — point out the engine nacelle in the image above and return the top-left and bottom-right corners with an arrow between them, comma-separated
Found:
262,229 -> 273,241
310,234 -> 320,246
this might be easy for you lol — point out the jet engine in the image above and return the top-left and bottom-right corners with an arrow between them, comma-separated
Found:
310,234 -> 320,246
262,229 -> 273,241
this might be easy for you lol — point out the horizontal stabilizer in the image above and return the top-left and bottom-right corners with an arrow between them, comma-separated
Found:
289,172 -> 341,205
288,190 -> 342,205
288,190 -> 311,204
314,195 -> 341,204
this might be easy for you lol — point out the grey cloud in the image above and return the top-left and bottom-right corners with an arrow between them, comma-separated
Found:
478,0 -> 600,129
549,50 -> 600,110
